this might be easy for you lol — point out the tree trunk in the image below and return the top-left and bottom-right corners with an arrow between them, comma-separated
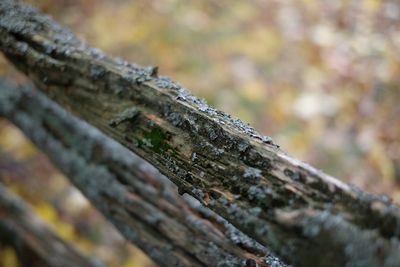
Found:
1,1 -> 400,266
0,181 -> 104,267
0,78 -> 287,267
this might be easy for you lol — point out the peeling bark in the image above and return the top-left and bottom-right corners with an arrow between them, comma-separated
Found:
0,78 -> 287,267
1,1 -> 400,266
0,182 -> 104,267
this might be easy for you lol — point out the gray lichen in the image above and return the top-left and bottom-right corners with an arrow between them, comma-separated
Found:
109,107 -> 140,127
2,2 -> 400,266
243,167 -> 262,183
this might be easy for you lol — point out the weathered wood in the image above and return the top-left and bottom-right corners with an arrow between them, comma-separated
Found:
0,182 -> 104,267
0,78 -> 288,267
1,1 -> 400,266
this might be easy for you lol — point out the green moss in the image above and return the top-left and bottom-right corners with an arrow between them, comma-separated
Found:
140,128 -> 172,153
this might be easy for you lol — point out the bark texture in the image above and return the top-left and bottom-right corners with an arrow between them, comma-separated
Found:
0,182 -> 104,267
1,1 -> 400,266
0,78 -> 287,267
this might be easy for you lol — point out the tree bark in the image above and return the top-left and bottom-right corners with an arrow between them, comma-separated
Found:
0,182 -> 104,267
1,1 -> 400,266
0,78 -> 287,267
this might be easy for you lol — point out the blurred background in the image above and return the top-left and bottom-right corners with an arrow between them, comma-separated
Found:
0,0 -> 399,266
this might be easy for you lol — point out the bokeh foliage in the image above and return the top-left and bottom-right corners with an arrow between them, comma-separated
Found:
1,0 -> 399,266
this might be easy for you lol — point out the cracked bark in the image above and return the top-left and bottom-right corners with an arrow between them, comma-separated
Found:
1,1 -> 400,266
0,182 -> 104,267
0,78 -> 287,267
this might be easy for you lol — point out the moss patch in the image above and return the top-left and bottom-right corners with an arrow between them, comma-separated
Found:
140,128 -> 172,153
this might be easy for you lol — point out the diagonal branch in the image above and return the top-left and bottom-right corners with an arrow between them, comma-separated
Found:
1,1 -> 400,266
0,181 -> 104,267
0,78 -> 287,267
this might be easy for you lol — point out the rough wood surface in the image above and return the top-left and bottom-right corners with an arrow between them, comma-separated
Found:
1,1 -> 400,266
0,78 -> 288,267
0,182 -> 104,267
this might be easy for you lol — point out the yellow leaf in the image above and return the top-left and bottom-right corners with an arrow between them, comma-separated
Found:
1,247 -> 19,267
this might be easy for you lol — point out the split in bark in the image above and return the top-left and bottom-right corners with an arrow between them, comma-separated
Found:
1,1 -> 400,266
